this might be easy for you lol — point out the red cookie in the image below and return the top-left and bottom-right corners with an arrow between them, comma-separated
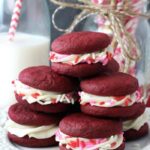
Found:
51,58 -> 119,78
7,103 -> 59,147
19,66 -> 78,93
124,123 -> 149,141
80,103 -> 145,119
51,31 -> 111,54
59,143 -> 125,150
8,133 -> 57,148
80,72 -> 138,96
8,103 -> 60,126
15,66 -> 79,113
57,113 -> 124,150
59,113 -> 122,138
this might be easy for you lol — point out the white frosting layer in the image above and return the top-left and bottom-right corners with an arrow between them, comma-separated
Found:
79,91 -> 139,107
123,112 -> 149,131
5,119 -> 58,139
13,80 -> 75,105
49,51 -> 112,65
56,130 -> 123,150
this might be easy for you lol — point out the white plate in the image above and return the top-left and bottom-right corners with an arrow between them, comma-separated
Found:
0,109 -> 150,150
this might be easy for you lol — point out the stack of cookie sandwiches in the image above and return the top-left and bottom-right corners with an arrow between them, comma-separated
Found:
5,66 -> 79,147
49,32 -> 120,150
80,72 -> 148,141
5,31 -> 149,149
50,31 -> 119,78
50,32 -> 148,150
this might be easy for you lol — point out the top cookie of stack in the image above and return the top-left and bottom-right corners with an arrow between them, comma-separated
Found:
49,31 -> 119,78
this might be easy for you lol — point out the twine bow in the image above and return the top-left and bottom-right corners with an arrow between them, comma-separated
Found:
49,0 -> 150,72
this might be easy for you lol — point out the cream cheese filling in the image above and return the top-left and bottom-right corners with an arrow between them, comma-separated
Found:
13,80 -> 75,105
56,130 -> 124,150
123,112 -> 149,131
5,119 -> 58,139
49,51 -> 112,66
79,91 -> 141,107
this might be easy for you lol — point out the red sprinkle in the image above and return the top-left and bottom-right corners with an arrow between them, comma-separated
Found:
49,53 -> 55,60
90,139 -> 97,145
124,98 -> 132,106
18,93 -> 25,97
75,56 -> 80,63
106,52 -> 112,60
80,141 -> 86,148
69,141 -> 79,148
31,93 -> 40,99
51,98 -> 57,104
86,57 -> 94,64
99,101 -> 105,105
111,142 -> 117,148
113,96 -> 126,101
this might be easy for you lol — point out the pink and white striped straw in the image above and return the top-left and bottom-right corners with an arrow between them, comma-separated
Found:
8,0 -> 23,41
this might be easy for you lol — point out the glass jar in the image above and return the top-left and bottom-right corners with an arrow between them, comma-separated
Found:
83,0 -> 149,103
0,0 -> 50,108
136,1 -> 150,105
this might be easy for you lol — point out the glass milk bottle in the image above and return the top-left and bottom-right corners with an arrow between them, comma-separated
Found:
0,0 -> 50,108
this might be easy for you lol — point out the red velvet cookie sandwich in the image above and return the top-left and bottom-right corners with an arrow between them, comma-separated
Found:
80,72 -> 145,118
56,113 -> 125,150
13,66 -> 78,113
5,103 -> 60,147
49,31 -> 116,78
123,112 -> 149,141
